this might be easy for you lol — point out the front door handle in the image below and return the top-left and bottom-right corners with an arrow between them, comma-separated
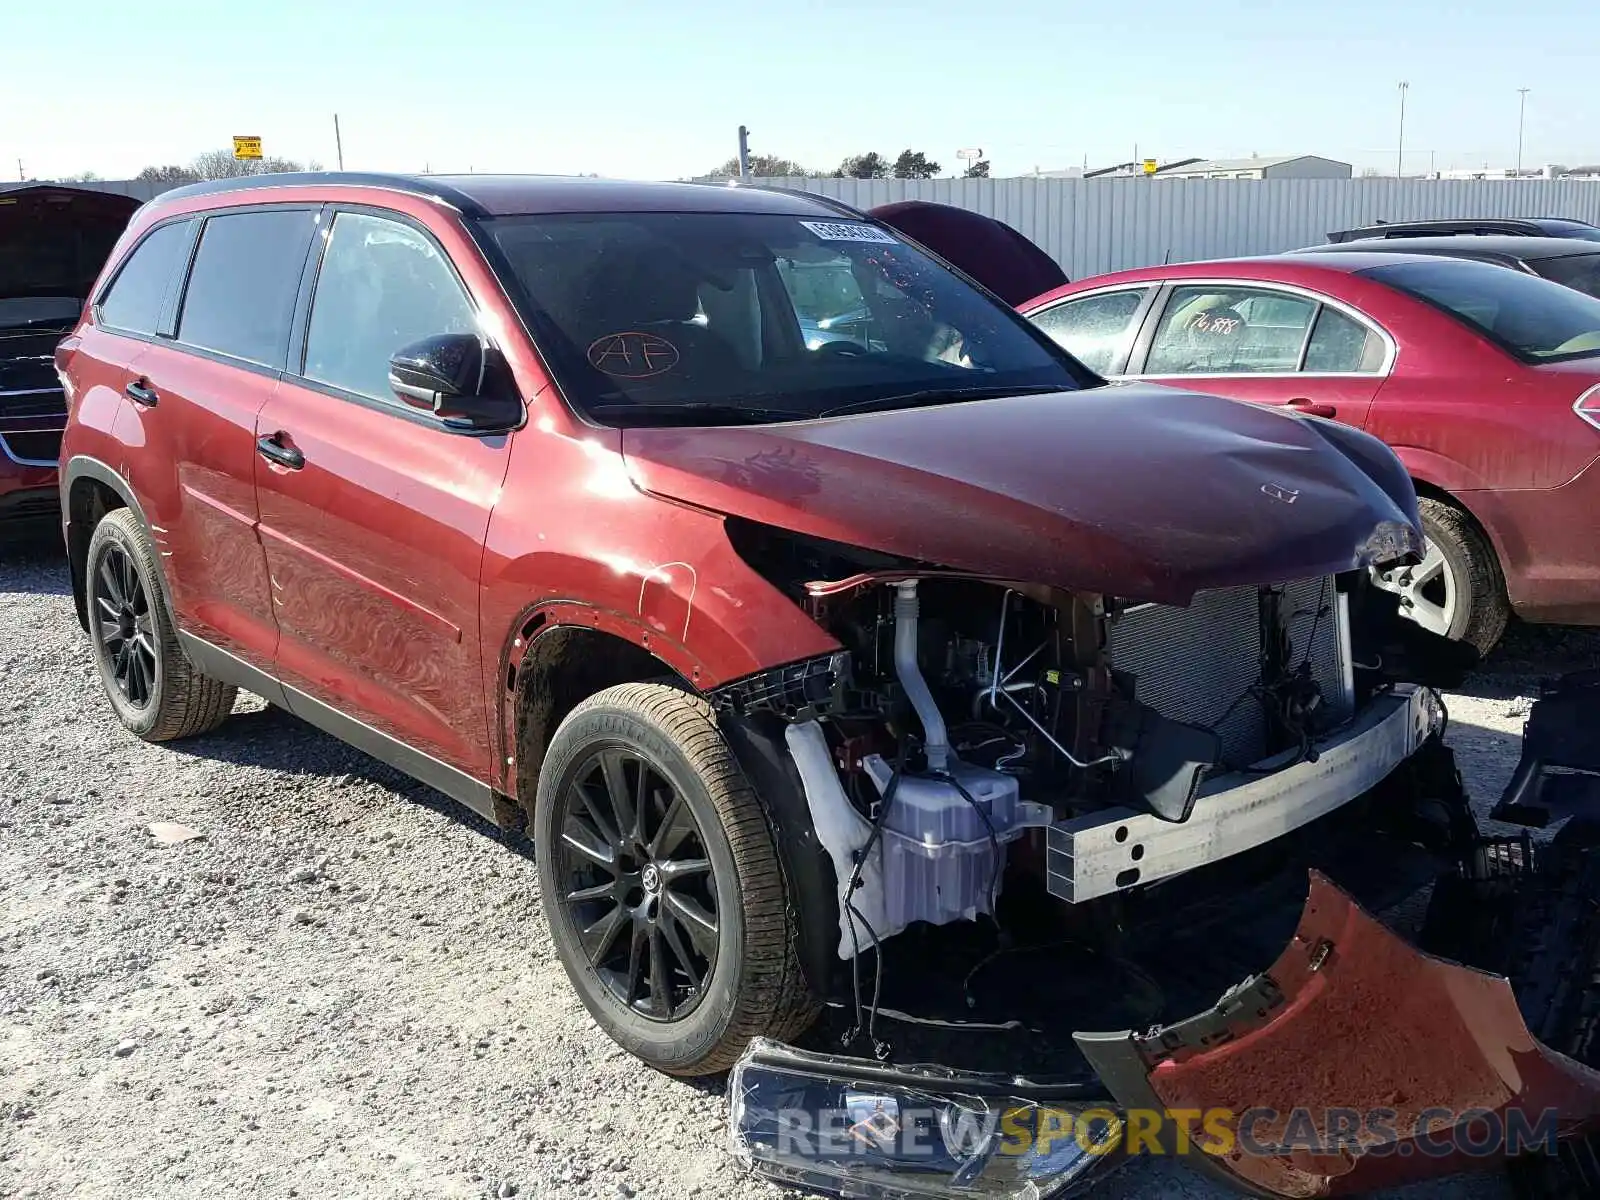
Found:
1286,396 -> 1338,419
125,378 -> 158,407
256,433 -> 305,470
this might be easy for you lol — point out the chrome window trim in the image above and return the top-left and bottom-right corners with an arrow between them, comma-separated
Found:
1577,383 -> 1600,434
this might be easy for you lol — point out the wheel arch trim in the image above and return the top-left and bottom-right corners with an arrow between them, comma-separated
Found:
498,603 -> 707,800
61,455 -> 176,633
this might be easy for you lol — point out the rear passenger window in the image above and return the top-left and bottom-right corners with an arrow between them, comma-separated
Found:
1145,286 -> 1316,375
97,221 -> 193,336
1303,307 -> 1387,373
177,210 -> 316,368
302,211 -> 476,403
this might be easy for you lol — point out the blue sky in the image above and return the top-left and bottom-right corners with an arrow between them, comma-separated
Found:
4,0 -> 1596,181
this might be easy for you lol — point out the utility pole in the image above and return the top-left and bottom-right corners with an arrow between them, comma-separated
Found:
1396,81 -> 1409,177
737,126 -> 751,181
334,113 -> 345,171
16,159 -> 23,182
1516,88 -> 1530,176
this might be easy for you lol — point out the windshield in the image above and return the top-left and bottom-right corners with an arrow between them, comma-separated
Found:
1362,258 -> 1600,362
1532,252 -> 1600,300
478,211 -> 1087,425
0,295 -> 82,331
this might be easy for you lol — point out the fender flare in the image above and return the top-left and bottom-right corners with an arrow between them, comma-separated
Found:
494,599 -> 714,792
60,456 -> 175,631
494,601 -> 839,999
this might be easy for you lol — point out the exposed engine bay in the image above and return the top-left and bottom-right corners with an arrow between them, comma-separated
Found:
714,520 -> 1600,1199
718,520 -> 1414,961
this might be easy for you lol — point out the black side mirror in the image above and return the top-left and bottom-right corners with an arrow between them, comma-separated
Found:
388,334 -> 519,432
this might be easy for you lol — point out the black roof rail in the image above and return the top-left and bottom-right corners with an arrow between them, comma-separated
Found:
147,172 -> 489,217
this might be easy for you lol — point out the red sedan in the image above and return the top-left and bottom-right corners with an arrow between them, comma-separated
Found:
1020,253 -> 1600,652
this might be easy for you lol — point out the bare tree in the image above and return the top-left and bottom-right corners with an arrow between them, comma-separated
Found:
189,149 -> 321,181
136,165 -> 203,185
705,153 -> 814,179
961,159 -> 991,179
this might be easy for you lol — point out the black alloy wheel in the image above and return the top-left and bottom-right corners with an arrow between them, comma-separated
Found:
532,682 -> 818,1075
84,507 -> 237,742
92,541 -> 158,709
555,746 -> 720,1021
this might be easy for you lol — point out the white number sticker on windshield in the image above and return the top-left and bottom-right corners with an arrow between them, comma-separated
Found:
799,221 -> 899,244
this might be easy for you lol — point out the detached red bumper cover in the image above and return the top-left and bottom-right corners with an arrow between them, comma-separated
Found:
1075,870 -> 1600,1196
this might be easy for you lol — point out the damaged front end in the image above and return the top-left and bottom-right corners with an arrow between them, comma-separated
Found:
619,373 -> 1600,1195
727,675 -> 1600,1198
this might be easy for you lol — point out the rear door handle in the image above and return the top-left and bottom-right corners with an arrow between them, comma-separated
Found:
256,433 -> 305,470
125,378 -> 158,407
1286,396 -> 1338,419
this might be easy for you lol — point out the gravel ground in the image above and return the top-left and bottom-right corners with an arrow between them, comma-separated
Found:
4,540 -> 1599,1200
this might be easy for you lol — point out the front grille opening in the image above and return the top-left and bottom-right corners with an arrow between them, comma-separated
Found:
0,389 -> 68,419
0,431 -> 63,463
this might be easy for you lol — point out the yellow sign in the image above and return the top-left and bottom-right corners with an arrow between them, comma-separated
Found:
233,136 -> 263,161
1142,158 -> 1159,175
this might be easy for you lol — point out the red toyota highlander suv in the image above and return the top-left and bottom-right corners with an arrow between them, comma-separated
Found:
56,174 -> 1600,1196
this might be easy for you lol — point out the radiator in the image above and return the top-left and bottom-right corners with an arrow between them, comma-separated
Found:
1106,577 -> 1351,769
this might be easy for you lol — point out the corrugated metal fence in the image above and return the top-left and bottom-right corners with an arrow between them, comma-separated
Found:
11,175 -> 1600,282
753,177 -> 1600,278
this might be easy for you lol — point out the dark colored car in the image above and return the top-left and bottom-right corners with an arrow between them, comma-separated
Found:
57,174 -> 1600,1198
1327,216 -> 1600,243
1021,253 -> 1600,654
1299,233 -> 1600,299
0,184 -> 140,538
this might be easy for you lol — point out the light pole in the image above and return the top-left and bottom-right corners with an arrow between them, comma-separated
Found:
1516,88 -> 1530,176
1396,81 -> 1409,177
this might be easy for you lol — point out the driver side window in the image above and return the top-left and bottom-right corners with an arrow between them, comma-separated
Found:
303,212 -> 477,403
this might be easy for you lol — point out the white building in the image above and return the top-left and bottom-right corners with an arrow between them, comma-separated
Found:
1155,155 -> 1354,180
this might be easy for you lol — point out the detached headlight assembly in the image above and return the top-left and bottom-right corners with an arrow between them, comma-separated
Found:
729,1040 -> 1124,1199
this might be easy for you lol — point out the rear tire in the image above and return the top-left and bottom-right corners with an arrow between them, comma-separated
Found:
1409,496 -> 1509,656
533,682 -> 816,1075
85,508 -> 237,741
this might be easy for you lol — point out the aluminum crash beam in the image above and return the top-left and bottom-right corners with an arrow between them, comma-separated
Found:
1047,687 -> 1438,903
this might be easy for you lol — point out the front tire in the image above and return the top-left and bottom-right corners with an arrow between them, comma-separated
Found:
1387,496 -> 1509,656
85,508 -> 237,741
533,682 -> 816,1075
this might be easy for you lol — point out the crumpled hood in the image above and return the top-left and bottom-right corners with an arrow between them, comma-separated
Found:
620,384 -> 1422,605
